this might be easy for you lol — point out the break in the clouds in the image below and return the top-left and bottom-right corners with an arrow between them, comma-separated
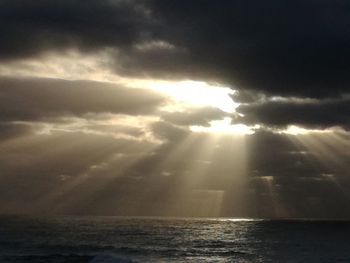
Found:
1,0 -> 350,218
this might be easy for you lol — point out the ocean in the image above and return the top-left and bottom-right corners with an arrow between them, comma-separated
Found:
0,216 -> 349,262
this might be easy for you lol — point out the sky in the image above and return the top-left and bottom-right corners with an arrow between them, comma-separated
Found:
1,0 -> 350,218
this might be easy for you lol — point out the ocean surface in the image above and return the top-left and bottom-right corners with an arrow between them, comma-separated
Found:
0,216 -> 350,262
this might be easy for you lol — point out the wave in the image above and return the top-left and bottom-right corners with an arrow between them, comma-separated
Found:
1,253 -> 136,263
1,254 -> 94,262
89,254 -> 135,263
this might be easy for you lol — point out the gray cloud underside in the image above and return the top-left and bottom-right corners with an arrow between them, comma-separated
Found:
0,122 -> 33,141
0,77 -> 165,121
237,97 -> 350,130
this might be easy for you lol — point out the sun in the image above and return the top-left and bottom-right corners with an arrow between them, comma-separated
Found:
147,80 -> 257,135
190,117 -> 258,135
138,80 -> 239,113
127,79 -> 258,135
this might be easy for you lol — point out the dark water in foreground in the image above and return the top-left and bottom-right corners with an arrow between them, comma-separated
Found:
0,216 -> 350,262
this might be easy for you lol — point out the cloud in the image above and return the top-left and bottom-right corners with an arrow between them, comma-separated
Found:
146,0 -> 350,98
2,0 -> 350,99
237,96 -> 350,129
0,0 -> 155,60
0,77 -> 165,122
0,122 -> 33,141
1,0 -> 350,218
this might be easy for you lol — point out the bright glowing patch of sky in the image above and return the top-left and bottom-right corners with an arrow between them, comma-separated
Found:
190,117 -> 258,135
139,80 -> 238,113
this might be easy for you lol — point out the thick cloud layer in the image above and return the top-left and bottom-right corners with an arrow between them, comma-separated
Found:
2,0 -> 350,98
0,0 -> 155,59
148,0 -> 350,98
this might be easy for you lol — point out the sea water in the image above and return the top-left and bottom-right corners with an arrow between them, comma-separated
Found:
0,215 -> 350,262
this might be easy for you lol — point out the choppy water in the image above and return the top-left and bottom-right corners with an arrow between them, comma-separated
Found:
0,216 -> 350,262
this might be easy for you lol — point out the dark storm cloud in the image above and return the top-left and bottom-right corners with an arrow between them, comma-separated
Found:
2,0 -> 350,98
0,0 -> 156,60
0,77 -> 165,122
146,0 -> 350,98
237,97 -> 350,129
